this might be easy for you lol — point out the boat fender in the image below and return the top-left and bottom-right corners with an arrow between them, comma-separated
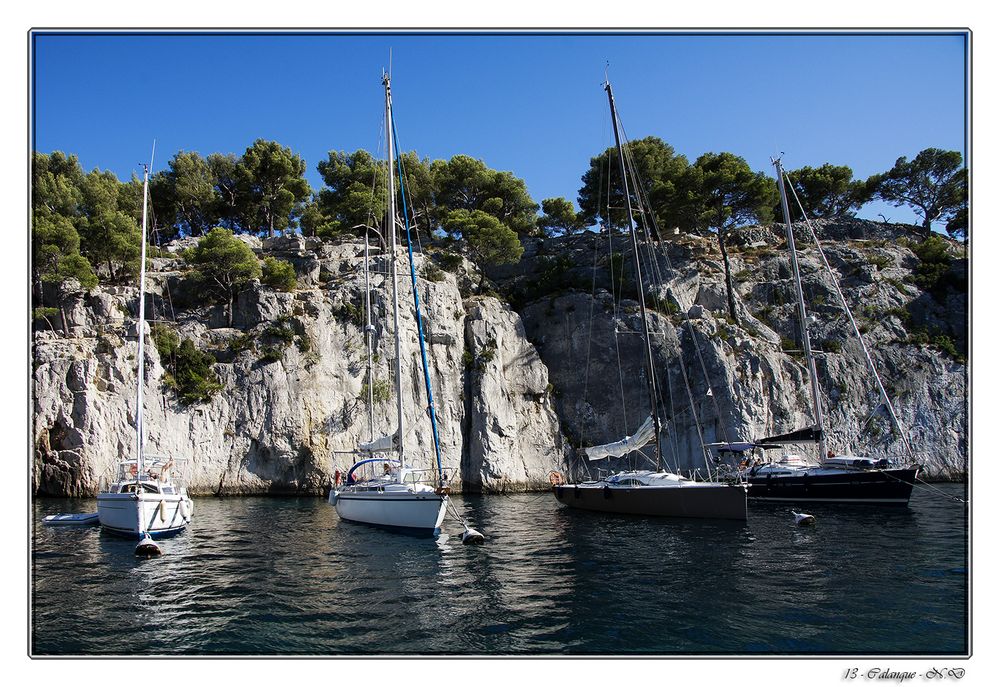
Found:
792,511 -> 816,526
135,533 -> 162,557
328,490 -> 338,505
603,485 -> 613,499
461,526 -> 485,545
158,500 -> 166,520
574,485 -> 580,499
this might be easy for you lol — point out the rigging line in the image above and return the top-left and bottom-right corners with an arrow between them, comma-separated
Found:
784,173 -> 916,462
618,127 -> 732,462
391,116 -> 444,483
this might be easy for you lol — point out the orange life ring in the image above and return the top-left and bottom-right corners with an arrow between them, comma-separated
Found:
548,471 -> 565,486
129,464 -> 138,477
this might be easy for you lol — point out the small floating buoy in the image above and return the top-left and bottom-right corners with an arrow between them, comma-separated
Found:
135,533 -> 161,557
792,511 -> 816,526
460,526 -> 485,545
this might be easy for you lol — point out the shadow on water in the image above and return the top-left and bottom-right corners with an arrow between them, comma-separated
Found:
32,485 -> 967,655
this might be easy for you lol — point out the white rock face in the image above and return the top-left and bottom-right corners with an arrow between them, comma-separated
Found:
32,221 -> 967,496
32,242 -> 567,496
511,221 -> 966,481
464,297 -> 568,491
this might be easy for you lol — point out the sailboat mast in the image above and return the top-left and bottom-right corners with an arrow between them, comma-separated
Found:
385,72 -> 406,471
773,158 -> 828,462
605,80 -> 662,471
363,231 -> 375,442
134,161 -> 151,481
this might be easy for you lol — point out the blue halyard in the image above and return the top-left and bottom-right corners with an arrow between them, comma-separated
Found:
390,118 -> 445,485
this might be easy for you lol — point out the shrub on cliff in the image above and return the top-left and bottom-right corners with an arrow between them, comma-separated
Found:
261,256 -> 297,291
182,227 -> 262,325
152,324 -> 223,404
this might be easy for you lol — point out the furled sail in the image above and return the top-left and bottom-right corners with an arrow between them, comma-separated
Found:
358,430 -> 398,453
585,415 -> 656,461
757,427 -> 824,445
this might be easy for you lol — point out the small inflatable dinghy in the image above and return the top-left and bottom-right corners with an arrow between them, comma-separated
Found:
42,512 -> 99,527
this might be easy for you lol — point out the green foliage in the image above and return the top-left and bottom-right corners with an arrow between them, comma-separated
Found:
360,379 -> 392,405
434,251 -> 464,273
151,323 -> 180,359
333,299 -> 364,327
316,149 -> 386,235
820,338 -> 842,353
865,252 -> 893,270
779,163 -> 872,218
537,197 -> 585,236
261,256 -> 297,291
155,330 -> 222,405
908,327 -> 964,363
422,262 -> 445,282
647,291 -> 679,317
183,227 -> 262,322
441,209 -> 524,278
32,211 -> 98,290
237,139 -> 311,236
681,152 -> 778,233
257,346 -> 285,364
867,148 -> 966,234
263,322 -> 296,345
946,206 -> 967,241
578,137 -> 689,233
155,150 -> 218,237
76,169 -> 143,282
470,338 -> 498,373
228,332 -> 256,354
431,155 -> 539,236
911,235 -> 959,299
32,307 -> 60,330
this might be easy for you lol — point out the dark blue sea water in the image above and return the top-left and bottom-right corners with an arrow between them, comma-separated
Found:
31,485 -> 968,655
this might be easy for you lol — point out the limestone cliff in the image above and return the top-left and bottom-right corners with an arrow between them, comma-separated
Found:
32,219 -> 967,496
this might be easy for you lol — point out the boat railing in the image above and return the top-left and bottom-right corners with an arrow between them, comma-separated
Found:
402,466 -> 458,487
110,455 -> 188,486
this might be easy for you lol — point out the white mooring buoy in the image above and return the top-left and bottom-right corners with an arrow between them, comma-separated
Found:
461,526 -> 485,545
135,533 -> 162,557
792,511 -> 816,526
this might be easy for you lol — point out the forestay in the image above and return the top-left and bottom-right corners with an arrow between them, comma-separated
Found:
585,415 -> 656,461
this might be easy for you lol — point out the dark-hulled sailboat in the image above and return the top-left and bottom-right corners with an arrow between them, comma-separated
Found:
708,158 -> 919,505
552,79 -> 747,521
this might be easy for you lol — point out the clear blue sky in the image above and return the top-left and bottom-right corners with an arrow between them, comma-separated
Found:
32,31 -> 967,227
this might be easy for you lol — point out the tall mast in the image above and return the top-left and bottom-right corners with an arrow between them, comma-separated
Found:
134,155 -> 152,481
384,72 -> 406,470
773,157 -> 828,462
605,80 -> 662,471
363,231 -> 375,442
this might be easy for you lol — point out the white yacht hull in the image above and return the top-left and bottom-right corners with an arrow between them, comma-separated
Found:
333,487 -> 447,533
97,492 -> 193,538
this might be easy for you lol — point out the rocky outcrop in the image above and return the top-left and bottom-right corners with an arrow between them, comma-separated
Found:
463,297 -> 566,491
32,219 -> 967,496
32,242 -> 567,496
507,219 -> 967,480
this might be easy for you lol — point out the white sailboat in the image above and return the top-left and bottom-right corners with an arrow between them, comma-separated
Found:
552,79 -> 747,521
96,150 -> 193,552
329,71 -> 450,533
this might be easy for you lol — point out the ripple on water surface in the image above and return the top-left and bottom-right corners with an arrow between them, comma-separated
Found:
32,487 -> 967,655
